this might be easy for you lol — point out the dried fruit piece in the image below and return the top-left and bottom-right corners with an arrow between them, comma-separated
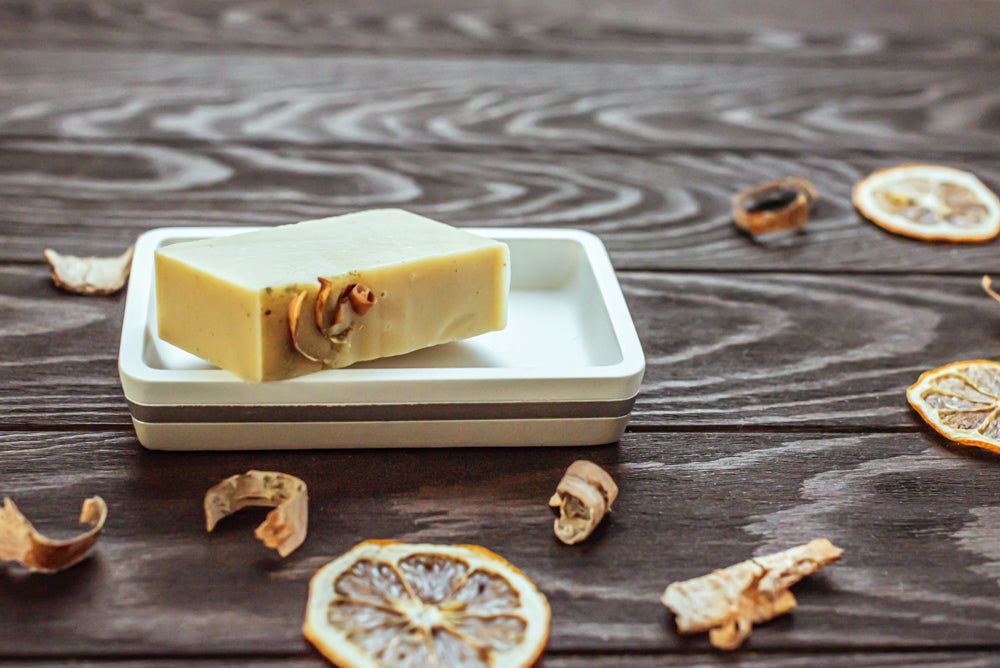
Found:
907,360 -> 1000,454
287,290 -> 323,363
204,470 -> 308,557
548,460 -> 618,544
853,164 -> 1000,241
346,283 -> 377,315
983,275 -> 1000,306
303,540 -> 550,668
0,496 -> 108,573
315,277 -> 341,331
44,245 -> 134,295
732,177 -> 816,235
662,539 -> 843,650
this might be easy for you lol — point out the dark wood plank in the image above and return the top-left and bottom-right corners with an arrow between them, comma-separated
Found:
2,0 -> 999,65
3,429 -> 1000,657
5,142 -> 1000,272
12,652 -> 1000,667
4,264 -> 1000,430
2,50 -> 1000,154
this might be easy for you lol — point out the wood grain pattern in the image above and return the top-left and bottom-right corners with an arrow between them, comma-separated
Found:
14,654 -> 1000,667
5,141 -> 1000,271
3,429 -> 1000,656
4,1 -> 1000,664
4,265 -> 1000,429
2,50 -> 1000,154
2,0 -> 1000,64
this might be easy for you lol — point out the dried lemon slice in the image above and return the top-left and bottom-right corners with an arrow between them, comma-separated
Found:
853,164 -> 1000,241
907,360 -> 1000,453
303,540 -> 550,668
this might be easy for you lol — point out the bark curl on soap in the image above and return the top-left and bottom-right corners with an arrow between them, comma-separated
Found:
548,460 -> 618,544
0,496 -> 108,573
44,245 -> 134,295
204,470 -> 308,557
661,538 -> 843,650
732,178 -> 817,235
290,278 -> 378,363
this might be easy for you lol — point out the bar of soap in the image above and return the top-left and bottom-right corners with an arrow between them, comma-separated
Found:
155,209 -> 509,381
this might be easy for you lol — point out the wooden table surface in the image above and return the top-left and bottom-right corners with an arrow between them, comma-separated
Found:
4,1 -> 1000,665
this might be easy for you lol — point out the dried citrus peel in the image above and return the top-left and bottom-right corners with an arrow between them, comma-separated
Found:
907,360 -> 1000,454
289,278 -> 379,363
732,177 -> 816,235
983,275 -> 1000,306
43,245 -> 134,295
0,496 -> 108,573
853,164 -> 1000,241
548,460 -> 618,544
304,540 -> 550,668
204,470 -> 308,557
662,538 -> 843,650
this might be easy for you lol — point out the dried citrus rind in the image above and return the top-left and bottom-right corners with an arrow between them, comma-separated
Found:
303,540 -> 550,668
662,539 -> 843,650
853,164 -> 1000,241
548,460 -> 618,545
204,470 -> 308,557
43,245 -> 134,295
907,360 -> 1000,454
0,496 -> 108,573
732,177 -> 817,235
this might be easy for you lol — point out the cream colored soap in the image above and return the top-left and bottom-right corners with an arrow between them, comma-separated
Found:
155,209 -> 509,381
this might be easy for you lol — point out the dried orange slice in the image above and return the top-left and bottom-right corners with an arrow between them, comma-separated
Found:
303,540 -> 550,668
907,360 -> 1000,453
853,164 -> 1000,241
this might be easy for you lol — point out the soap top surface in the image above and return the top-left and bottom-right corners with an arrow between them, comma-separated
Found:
156,209 -> 504,290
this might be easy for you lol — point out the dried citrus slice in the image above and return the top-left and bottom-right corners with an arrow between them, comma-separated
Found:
303,540 -> 550,668
907,360 -> 1000,453
853,164 -> 1000,241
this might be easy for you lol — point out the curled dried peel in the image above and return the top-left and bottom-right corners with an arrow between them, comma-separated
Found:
983,275 -> 1000,306
662,539 -> 843,650
287,290 -> 322,362
204,471 -> 308,557
44,245 -> 134,295
732,177 -> 816,235
289,279 -> 378,363
548,460 -> 618,544
0,496 -> 108,573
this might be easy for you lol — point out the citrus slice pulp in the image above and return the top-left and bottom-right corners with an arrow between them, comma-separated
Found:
853,164 -> 1000,241
907,360 -> 1000,453
303,540 -> 550,668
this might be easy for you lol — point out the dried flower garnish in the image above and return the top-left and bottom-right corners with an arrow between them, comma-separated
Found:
732,178 -> 816,235
662,538 -> 843,650
43,245 -> 134,295
0,496 -> 108,573
204,470 -> 308,557
548,460 -> 618,545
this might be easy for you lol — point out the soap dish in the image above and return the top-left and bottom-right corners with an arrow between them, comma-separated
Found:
119,226 -> 645,450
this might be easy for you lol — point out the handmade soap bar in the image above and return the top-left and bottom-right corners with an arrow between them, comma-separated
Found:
155,209 -> 509,381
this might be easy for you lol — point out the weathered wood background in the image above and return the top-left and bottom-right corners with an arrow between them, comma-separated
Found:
3,1 -> 1000,665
